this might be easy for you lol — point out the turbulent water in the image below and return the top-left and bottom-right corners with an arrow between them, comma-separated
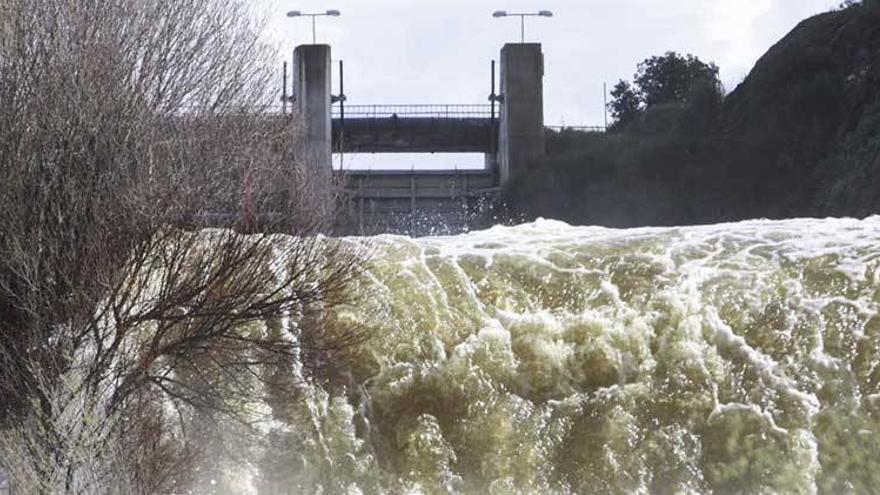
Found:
264,217 -> 880,494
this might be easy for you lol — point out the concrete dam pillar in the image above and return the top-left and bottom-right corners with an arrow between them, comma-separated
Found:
498,43 -> 545,186
293,44 -> 333,169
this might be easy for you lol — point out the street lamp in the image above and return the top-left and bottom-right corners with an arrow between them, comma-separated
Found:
287,9 -> 342,45
492,10 -> 553,43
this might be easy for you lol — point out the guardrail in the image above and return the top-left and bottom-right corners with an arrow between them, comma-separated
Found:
333,104 -> 495,119
546,125 -> 607,133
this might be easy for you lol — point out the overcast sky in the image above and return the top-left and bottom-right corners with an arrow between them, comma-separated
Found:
261,0 -> 841,169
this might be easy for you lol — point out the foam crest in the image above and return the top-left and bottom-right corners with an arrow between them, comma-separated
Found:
266,217 -> 880,493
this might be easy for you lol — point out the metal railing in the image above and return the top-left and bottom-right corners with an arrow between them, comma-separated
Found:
333,104 -> 495,119
546,125 -> 607,133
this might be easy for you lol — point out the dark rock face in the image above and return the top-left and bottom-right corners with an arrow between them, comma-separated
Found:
508,3 -> 880,227
721,3 -> 880,218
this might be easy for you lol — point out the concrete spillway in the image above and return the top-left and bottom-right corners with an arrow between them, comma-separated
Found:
337,169 -> 498,236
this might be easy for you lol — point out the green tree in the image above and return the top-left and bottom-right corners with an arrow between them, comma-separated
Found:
608,51 -> 722,129
609,80 -> 642,129
635,52 -> 720,107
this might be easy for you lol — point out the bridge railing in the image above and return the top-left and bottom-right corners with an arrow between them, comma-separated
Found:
546,125 -> 607,133
333,104 -> 495,119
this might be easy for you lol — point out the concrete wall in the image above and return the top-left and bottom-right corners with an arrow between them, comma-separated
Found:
293,45 -> 332,168
498,43 -> 545,186
339,170 -> 498,235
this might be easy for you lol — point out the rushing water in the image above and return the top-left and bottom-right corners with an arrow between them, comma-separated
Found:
261,217 -> 880,494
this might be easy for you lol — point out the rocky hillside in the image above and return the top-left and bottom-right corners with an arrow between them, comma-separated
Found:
721,1 -> 880,217
507,2 -> 880,227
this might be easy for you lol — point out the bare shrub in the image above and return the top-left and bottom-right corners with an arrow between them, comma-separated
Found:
0,0 -> 363,491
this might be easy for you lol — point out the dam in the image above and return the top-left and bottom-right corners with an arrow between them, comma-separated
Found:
291,42 -> 554,235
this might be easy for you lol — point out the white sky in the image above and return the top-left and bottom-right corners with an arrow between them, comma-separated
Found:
259,0 -> 841,169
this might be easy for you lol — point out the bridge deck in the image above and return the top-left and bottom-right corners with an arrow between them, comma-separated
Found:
333,117 -> 497,154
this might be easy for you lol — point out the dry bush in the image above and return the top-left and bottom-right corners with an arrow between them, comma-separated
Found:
0,0 -> 363,492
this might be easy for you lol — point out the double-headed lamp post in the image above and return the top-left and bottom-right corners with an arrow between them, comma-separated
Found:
286,9 -> 341,45
492,10 -> 553,43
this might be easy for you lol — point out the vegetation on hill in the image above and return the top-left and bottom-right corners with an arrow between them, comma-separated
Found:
609,52 -> 722,131
507,0 -> 880,227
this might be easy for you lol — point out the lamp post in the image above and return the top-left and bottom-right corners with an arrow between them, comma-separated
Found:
492,10 -> 553,43
287,9 -> 341,45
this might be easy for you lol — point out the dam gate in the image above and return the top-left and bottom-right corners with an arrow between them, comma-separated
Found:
291,43 -> 547,235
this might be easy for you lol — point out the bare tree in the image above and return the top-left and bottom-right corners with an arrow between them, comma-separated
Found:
0,0 -> 363,491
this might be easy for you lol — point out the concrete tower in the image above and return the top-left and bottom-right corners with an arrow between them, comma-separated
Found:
293,44 -> 333,169
498,43 -> 546,186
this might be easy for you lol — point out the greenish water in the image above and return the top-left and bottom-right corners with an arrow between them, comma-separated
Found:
263,218 -> 880,494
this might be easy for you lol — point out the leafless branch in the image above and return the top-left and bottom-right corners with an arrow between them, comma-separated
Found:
0,0 -> 365,491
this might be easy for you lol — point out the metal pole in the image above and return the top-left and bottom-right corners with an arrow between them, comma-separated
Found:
603,82 -> 608,129
339,59 -> 345,168
520,15 -> 525,43
490,59 -> 497,154
282,61 -> 288,115
312,16 -> 316,44
490,59 -> 496,121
